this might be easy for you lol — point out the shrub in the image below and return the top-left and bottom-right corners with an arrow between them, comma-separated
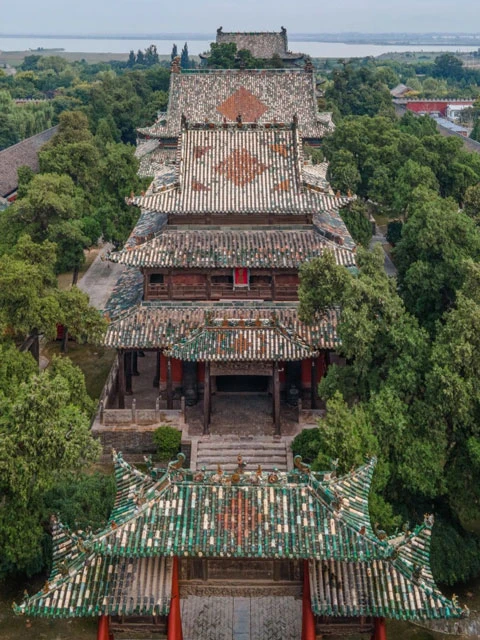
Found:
291,428 -> 321,464
153,425 -> 182,462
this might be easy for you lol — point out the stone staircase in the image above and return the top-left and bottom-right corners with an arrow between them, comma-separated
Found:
193,437 -> 291,472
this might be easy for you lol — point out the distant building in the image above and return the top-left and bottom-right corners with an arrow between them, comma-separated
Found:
393,98 -> 474,118
432,115 -> 469,137
445,103 -> 471,122
200,26 -> 305,66
390,83 -> 413,98
0,126 -> 58,201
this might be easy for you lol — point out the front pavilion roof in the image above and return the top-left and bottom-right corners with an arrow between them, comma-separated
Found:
104,301 -> 341,354
166,316 -> 317,362
15,453 -> 464,622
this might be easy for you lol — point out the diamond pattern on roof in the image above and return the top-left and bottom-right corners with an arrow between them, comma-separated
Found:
193,145 -> 211,160
216,148 -> 268,187
270,143 -> 289,158
217,86 -> 269,122
273,179 -> 290,192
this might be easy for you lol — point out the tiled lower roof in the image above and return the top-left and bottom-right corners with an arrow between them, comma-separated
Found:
167,318 -> 316,362
310,558 -> 455,620
0,126 -> 58,197
108,228 -> 356,269
104,267 -> 143,320
303,162 -> 329,191
18,549 -> 172,618
104,302 -> 341,353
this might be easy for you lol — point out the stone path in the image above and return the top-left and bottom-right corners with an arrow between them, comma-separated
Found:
181,596 -> 301,640
77,243 -> 125,310
369,233 -> 397,277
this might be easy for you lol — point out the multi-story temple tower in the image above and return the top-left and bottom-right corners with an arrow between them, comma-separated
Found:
15,50 -> 468,640
104,61 -> 355,434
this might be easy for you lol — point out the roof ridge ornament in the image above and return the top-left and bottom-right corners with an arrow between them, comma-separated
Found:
294,455 -> 311,474
168,452 -> 186,472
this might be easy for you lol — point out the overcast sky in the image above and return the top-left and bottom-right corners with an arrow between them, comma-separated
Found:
2,0 -> 480,35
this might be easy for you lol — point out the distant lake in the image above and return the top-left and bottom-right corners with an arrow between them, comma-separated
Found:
0,36 -> 479,58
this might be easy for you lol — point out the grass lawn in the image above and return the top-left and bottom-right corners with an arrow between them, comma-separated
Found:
43,341 -> 115,400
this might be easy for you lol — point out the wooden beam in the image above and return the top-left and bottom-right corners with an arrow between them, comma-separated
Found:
167,357 -> 173,409
117,350 -> 125,409
273,361 -> 281,435
203,361 -> 211,434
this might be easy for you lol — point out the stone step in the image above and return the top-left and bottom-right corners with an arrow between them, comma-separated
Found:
197,441 -> 287,449
196,441 -> 288,471
198,441 -> 286,456
197,462 -> 286,471
198,454 -> 287,464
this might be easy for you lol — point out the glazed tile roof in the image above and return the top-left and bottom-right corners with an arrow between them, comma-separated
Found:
137,144 -> 178,179
104,301 -> 341,353
167,317 -> 316,362
131,125 -> 352,217
303,162 -> 330,191
15,454 -> 463,621
18,530 -> 172,617
108,228 -> 356,269
137,69 -> 331,140
309,558 -> 454,620
213,28 -> 302,60
104,267 -> 143,319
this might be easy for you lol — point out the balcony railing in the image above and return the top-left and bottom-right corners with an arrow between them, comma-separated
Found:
146,282 -> 298,301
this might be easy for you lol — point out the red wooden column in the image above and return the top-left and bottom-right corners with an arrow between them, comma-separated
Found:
97,614 -> 110,640
374,617 -> 387,640
167,557 -> 183,640
301,560 -> 316,640
310,358 -> 317,410
167,357 -> 173,409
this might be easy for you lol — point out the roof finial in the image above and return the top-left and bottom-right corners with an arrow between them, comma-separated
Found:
171,56 -> 181,74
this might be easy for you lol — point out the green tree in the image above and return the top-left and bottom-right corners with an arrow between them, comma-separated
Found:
326,149 -> 361,194
180,43 -> 190,69
394,189 -> 480,331
339,200 -> 373,247
464,183 -> 480,223
207,42 -> 237,69
0,362 -> 101,575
